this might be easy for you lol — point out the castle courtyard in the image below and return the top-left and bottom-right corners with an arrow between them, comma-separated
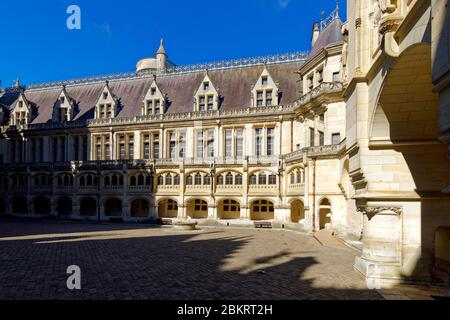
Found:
0,219 -> 385,300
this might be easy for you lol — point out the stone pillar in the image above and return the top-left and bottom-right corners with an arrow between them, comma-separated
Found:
122,203 -> 129,218
354,205 -> 402,287
303,156 -> 311,232
274,206 -> 290,223
178,205 -> 186,220
208,205 -> 217,220
150,205 -> 158,218
50,198 -> 58,217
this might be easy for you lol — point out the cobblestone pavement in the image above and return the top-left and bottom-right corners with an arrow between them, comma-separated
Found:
0,219 -> 383,300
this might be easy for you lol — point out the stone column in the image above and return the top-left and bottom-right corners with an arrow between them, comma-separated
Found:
303,155 -> 311,232
354,205 -> 402,287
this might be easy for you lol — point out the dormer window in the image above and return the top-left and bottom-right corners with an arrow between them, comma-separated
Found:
252,67 -> 279,108
194,73 -> 219,112
95,83 -> 117,119
142,79 -> 166,116
10,93 -> 31,127
53,88 -> 74,123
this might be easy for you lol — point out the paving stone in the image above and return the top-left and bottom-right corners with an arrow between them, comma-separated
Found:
0,220 -> 384,300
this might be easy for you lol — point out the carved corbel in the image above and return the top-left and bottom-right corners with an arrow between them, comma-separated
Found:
357,205 -> 402,220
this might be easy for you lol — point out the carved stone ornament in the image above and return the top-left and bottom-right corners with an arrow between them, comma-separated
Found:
357,206 -> 402,216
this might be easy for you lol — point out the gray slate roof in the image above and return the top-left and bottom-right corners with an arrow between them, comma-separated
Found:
0,61 -> 303,125
308,18 -> 343,60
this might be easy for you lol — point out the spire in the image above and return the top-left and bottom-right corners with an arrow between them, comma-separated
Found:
157,38 -> 167,55
14,78 -> 21,88
335,0 -> 340,19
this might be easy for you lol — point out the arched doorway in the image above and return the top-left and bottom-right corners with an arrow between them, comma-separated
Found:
187,199 -> 208,219
130,199 -> 149,217
290,199 -> 305,223
12,196 -> 27,214
158,199 -> 178,218
250,200 -> 275,221
33,196 -> 51,215
57,197 -> 73,216
218,199 -> 240,220
319,198 -> 331,230
104,198 -> 122,217
80,198 -> 96,216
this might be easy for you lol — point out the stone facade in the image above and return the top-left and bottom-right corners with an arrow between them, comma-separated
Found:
0,1 -> 449,287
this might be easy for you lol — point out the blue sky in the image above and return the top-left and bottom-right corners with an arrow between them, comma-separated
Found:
0,0 -> 346,87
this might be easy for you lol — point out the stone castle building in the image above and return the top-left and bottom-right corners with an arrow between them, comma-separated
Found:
0,1 -> 449,287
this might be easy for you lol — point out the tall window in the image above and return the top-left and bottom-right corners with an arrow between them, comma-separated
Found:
310,128 -> 315,147
167,130 -> 186,160
225,129 -> 233,157
169,132 -> 176,159
195,129 -> 215,158
267,128 -> 275,156
255,128 -> 263,156
117,133 -> 134,160
332,133 -> 341,145
94,135 -> 111,160
254,127 -> 275,156
319,131 -> 324,146
224,128 -> 244,158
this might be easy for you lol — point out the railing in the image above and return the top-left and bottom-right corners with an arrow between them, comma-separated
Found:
185,185 -> 211,193
287,183 -> 305,194
103,185 -> 124,192
88,105 -> 296,127
55,185 -> 73,192
32,185 -> 51,192
216,185 -> 243,192
78,185 -> 98,192
128,185 -> 151,192
156,185 -> 180,193
18,51 -> 308,91
294,82 -> 343,108
284,139 -> 346,162
249,185 -> 278,192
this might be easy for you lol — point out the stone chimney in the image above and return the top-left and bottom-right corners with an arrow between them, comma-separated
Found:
312,22 -> 320,47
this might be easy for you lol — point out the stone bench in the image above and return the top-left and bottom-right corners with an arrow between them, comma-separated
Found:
254,221 -> 273,229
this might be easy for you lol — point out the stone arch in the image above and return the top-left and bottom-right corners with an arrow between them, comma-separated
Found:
318,197 -> 332,230
80,197 -> 96,216
130,198 -> 149,217
104,198 -> 122,217
186,198 -> 208,219
250,199 -> 275,221
12,196 -> 27,214
369,43 -> 449,192
217,199 -> 241,220
56,196 -> 72,216
157,198 -> 178,218
290,199 -> 305,223
33,196 -> 51,215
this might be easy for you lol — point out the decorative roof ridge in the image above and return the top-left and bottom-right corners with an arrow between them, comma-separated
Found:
9,51 -> 308,92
